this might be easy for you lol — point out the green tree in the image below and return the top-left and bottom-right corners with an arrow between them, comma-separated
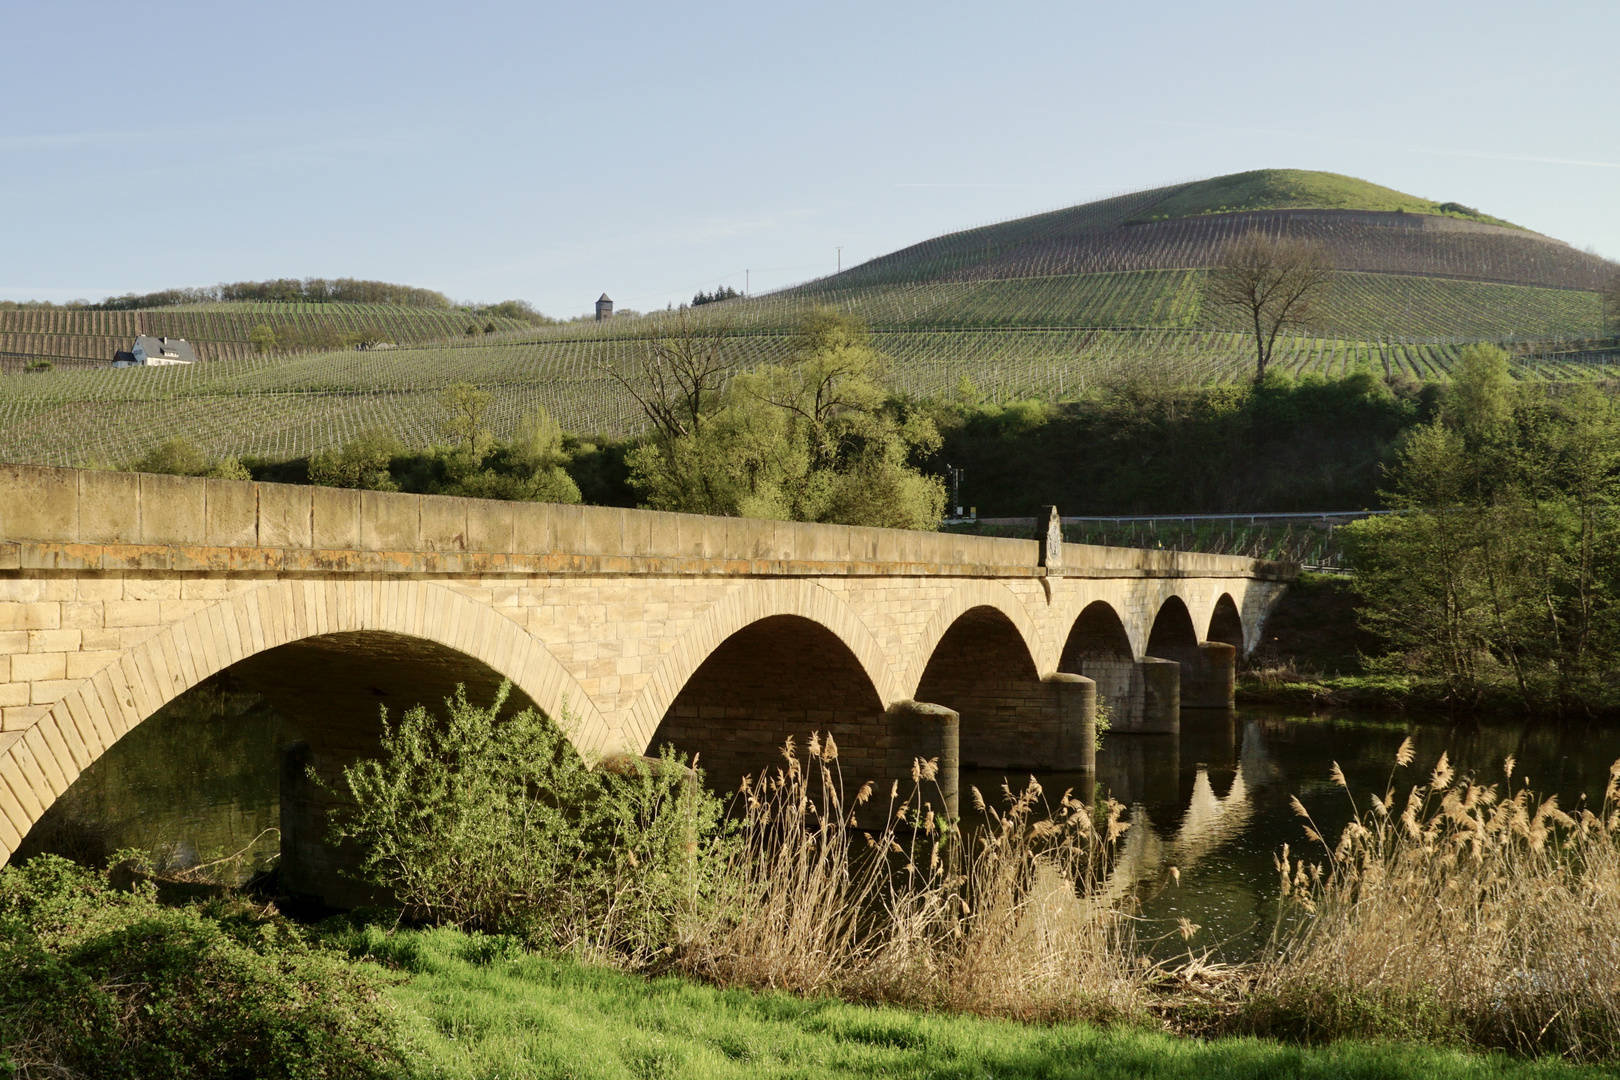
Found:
1344,350 -> 1620,711
624,309 -> 944,529
248,323 -> 278,354
507,408 -> 583,504
308,428 -> 405,490
439,382 -> 494,456
724,309 -> 944,527
1445,343 -> 1515,448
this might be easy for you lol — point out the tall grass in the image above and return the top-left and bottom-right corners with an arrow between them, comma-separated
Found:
680,734 -> 1144,1023
1248,738 -> 1620,1060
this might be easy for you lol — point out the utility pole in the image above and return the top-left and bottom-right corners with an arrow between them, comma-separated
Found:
745,269 -> 749,297
836,247 -> 843,274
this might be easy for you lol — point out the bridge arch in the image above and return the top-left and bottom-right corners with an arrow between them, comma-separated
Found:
1146,595 -> 1201,662
1207,593 -> 1244,651
624,578 -> 897,757
904,580 -> 1043,698
914,604 -> 1048,770
0,579 -> 602,860
645,612 -> 887,795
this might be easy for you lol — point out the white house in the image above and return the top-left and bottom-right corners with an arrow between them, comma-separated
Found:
113,336 -> 198,368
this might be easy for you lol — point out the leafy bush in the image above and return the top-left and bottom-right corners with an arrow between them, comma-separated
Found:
0,855 -> 404,1079
308,427 -> 405,491
130,437 -> 251,480
330,683 -> 729,963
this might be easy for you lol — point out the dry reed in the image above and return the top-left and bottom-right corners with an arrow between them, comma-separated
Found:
678,733 -> 1145,1023
1251,738 -> 1620,1060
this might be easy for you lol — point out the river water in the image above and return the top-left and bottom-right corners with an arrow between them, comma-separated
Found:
19,684 -> 1620,960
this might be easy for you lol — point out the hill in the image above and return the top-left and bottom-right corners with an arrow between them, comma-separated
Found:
1127,169 -> 1520,226
816,169 -> 1610,300
1,170 -> 1616,468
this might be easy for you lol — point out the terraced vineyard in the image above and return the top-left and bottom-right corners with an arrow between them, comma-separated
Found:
6,323 -> 1619,467
2,168 -> 1615,465
0,303 -> 531,366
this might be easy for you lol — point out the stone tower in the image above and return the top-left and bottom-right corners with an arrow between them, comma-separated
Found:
595,293 -> 613,321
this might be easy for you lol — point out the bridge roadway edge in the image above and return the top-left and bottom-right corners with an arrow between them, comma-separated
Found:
0,465 -> 1296,866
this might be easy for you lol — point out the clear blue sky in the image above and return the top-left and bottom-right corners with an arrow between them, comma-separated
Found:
5,0 -> 1616,318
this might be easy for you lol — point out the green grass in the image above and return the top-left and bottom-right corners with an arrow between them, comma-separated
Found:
353,927 -> 1601,1080
1129,169 -> 1522,228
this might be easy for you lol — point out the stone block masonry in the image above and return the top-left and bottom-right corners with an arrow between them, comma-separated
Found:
0,465 -> 1294,904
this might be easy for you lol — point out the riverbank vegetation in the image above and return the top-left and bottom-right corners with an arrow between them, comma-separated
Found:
1339,345 -> 1620,715
8,684 -> 1620,1075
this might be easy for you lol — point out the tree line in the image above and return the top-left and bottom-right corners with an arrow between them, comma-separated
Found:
1343,344 -> 1620,714
92,277 -> 457,310
0,280 -> 557,324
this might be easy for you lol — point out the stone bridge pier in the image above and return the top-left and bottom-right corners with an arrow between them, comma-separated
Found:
0,469 -> 1295,906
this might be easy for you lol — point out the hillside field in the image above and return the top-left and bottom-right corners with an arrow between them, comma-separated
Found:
5,324 -> 1619,468
0,302 -> 532,369
1,169 -> 1615,467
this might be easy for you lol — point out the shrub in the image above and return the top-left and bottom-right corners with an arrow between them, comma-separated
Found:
130,437 -> 251,480
0,855 -> 404,1079
329,683 -> 729,963
307,428 -> 405,490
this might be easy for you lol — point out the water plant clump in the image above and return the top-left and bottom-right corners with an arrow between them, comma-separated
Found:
679,734 -> 1142,1023
1247,739 -> 1620,1060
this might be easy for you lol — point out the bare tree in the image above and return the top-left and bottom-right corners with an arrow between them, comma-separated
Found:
604,307 -> 734,442
603,308 -> 736,511
1205,232 -> 1334,383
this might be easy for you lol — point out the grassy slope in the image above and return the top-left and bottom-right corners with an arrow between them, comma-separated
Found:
371,928 -> 1594,1080
1130,169 -> 1522,228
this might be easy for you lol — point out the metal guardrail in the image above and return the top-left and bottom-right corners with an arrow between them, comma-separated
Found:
974,510 -> 1392,527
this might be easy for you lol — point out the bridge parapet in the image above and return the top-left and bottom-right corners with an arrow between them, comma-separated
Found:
0,465 -> 1291,582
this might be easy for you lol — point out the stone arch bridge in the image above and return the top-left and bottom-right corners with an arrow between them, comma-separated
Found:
0,466 -> 1294,902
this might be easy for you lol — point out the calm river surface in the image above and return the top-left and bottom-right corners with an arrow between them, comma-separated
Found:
975,707 -> 1620,960
21,689 -> 1620,961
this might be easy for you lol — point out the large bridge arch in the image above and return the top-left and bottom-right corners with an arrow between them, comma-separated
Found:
623,578 -> 898,755
645,612 -> 888,795
0,579 -> 602,859
903,579 -> 1044,698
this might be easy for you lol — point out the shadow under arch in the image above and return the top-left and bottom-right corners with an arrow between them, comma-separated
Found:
1146,595 -> 1201,664
623,578 -> 898,756
903,580 -> 1042,698
0,578 -> 604,868
1059,600 -> 1136,726
1151,593 -> 1234,711
647,614 -> 886,797
915,605 -> 1048,771
1207,593 -> 1244,652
